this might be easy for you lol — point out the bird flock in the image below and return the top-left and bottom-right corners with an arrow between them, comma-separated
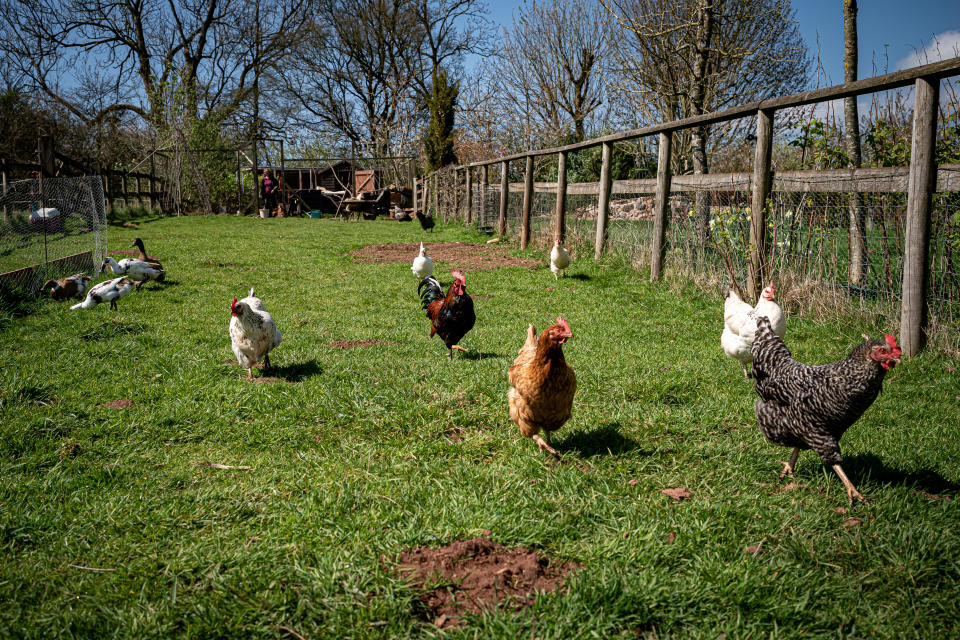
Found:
47,230 -> 902,505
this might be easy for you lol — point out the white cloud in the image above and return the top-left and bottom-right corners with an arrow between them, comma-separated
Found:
896,30 -> 960,70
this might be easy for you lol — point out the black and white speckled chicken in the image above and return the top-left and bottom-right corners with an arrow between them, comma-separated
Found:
751,316 -> 901,504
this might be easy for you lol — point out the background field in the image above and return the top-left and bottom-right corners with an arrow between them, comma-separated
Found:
1,216 -> 959,638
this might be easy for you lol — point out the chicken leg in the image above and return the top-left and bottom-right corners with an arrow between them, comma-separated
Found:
532,432 -> 560,459
778,447 -> 800,478
831,464 -> 867,504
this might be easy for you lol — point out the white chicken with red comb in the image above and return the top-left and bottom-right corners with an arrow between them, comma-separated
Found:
229,287 -> 282,379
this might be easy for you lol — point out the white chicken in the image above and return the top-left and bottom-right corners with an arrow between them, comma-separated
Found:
549,239 -> 570,280
721,282 -> 785,378
411,242 -> 433,280
70,277 -> 135,310
229,287 -> 282,379
102,257 -> 165,289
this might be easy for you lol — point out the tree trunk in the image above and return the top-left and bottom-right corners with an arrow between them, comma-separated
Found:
844,0 -> 867,287
690,0 -> 715,261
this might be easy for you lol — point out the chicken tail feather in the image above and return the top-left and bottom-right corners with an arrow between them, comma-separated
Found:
418,276 -> 443,313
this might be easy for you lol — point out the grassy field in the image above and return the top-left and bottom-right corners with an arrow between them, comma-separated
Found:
2,215 -> 959,638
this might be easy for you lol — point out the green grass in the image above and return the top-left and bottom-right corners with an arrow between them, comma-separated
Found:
1,215 -> 959,638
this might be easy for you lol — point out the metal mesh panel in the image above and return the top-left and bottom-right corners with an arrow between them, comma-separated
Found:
0,176 -> 106,294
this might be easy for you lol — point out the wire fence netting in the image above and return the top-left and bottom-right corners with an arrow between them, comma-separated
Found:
0,176 -> 106,295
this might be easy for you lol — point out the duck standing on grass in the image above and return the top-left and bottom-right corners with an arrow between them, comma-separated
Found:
102,257 -> 165,289
70,277 -> 135,310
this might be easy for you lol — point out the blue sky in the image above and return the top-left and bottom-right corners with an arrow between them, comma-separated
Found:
480,0 -> 960,85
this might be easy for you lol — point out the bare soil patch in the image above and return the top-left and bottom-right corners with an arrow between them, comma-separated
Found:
100,399 -> 134,409
349,242 -> 539,273
393,537 -> 577,628
328,339 -> 391,348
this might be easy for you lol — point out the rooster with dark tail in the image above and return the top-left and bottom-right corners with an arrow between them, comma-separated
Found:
418,269 -> 475,357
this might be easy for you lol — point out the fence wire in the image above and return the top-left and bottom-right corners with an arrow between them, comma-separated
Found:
0,176 -> 106,295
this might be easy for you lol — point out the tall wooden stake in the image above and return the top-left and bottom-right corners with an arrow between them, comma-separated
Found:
465,167 -> 473,224
748,108 -> 774,300
498,160 -> 509,237
900,77 -> 939,356
650,132 -> 673,281
555,150 -> 568,244
595,141 -> 613,260
521,155 -> 533,249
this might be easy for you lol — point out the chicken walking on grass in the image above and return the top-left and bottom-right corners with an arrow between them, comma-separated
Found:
229,288 -> 282,379
549,240 -> 570,280
722,282 -> 785,378
508,318 -> 576,459
418,270 -> 475,358
751,315 -> 901,504
411,242 -> 433,280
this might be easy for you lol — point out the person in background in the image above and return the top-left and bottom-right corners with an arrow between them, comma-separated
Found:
261,168 -> 278,216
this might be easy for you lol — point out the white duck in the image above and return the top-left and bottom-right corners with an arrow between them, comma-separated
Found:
411,242 -> 433,280
549,239 -> 570,280
721,283 -> 786,378
70,277 -> 135,310
229,287 -> 282,379
102,257 -> 165,289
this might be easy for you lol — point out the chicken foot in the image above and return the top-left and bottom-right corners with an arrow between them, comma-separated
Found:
532,433 -> 560,460
832,464 -> 868,504
778,448 -> 800,478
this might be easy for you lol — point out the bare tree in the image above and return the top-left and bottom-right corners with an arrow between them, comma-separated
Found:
491,0 -> 611,147
0,0 -> 308,131
603,0 -> 808,249
844,0 -> 867,286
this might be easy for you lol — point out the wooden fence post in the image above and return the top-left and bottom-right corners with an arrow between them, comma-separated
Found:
38,135 -> 55,177
411,160 -> 418,213
463,167 -> 473,225
150,154 -> 157,212
748,108 -> 774,300
498,160 -> 509,238
521,155 -> 533,249
900,76 -> 939,356
595,141 -> 613,260
650,132 -> 673,281
555,150 -> 568,244
480,164 -> 488,227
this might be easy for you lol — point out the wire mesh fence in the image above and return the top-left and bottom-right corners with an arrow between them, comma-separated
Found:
433,169 -> 960,350
0,176 -> 106,295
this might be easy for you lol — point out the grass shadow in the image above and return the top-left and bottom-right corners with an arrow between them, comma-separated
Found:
846,453 -> 960,497
557,422 -> 650,458
266,359 -> 323,382
565,273 -> 591,281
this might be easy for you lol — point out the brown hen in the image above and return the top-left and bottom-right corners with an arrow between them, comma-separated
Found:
508,318 -> 576,458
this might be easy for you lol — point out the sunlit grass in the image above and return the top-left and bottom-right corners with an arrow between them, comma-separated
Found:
1,215 -> 958,638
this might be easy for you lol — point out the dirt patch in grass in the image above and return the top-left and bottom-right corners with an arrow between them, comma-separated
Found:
349,242 -> 539,272
394,537 -> 577,628
100,399 -> 134,409
328,339 -> 391,348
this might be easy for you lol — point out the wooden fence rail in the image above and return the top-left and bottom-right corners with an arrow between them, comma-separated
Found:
424,56 -> 960,356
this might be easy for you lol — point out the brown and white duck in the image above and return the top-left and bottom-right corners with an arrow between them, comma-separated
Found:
42,274 -> 92,301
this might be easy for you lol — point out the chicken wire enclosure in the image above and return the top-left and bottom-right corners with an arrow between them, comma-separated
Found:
0,176 -> 106,294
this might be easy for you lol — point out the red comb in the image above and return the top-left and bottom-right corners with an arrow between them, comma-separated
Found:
451,269 -> 464,281
231,297 -> 237,311
556,316 -> 571,333
885,334 -> 901,354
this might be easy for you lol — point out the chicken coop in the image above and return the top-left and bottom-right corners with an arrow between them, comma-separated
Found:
0,176 -> 107,296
